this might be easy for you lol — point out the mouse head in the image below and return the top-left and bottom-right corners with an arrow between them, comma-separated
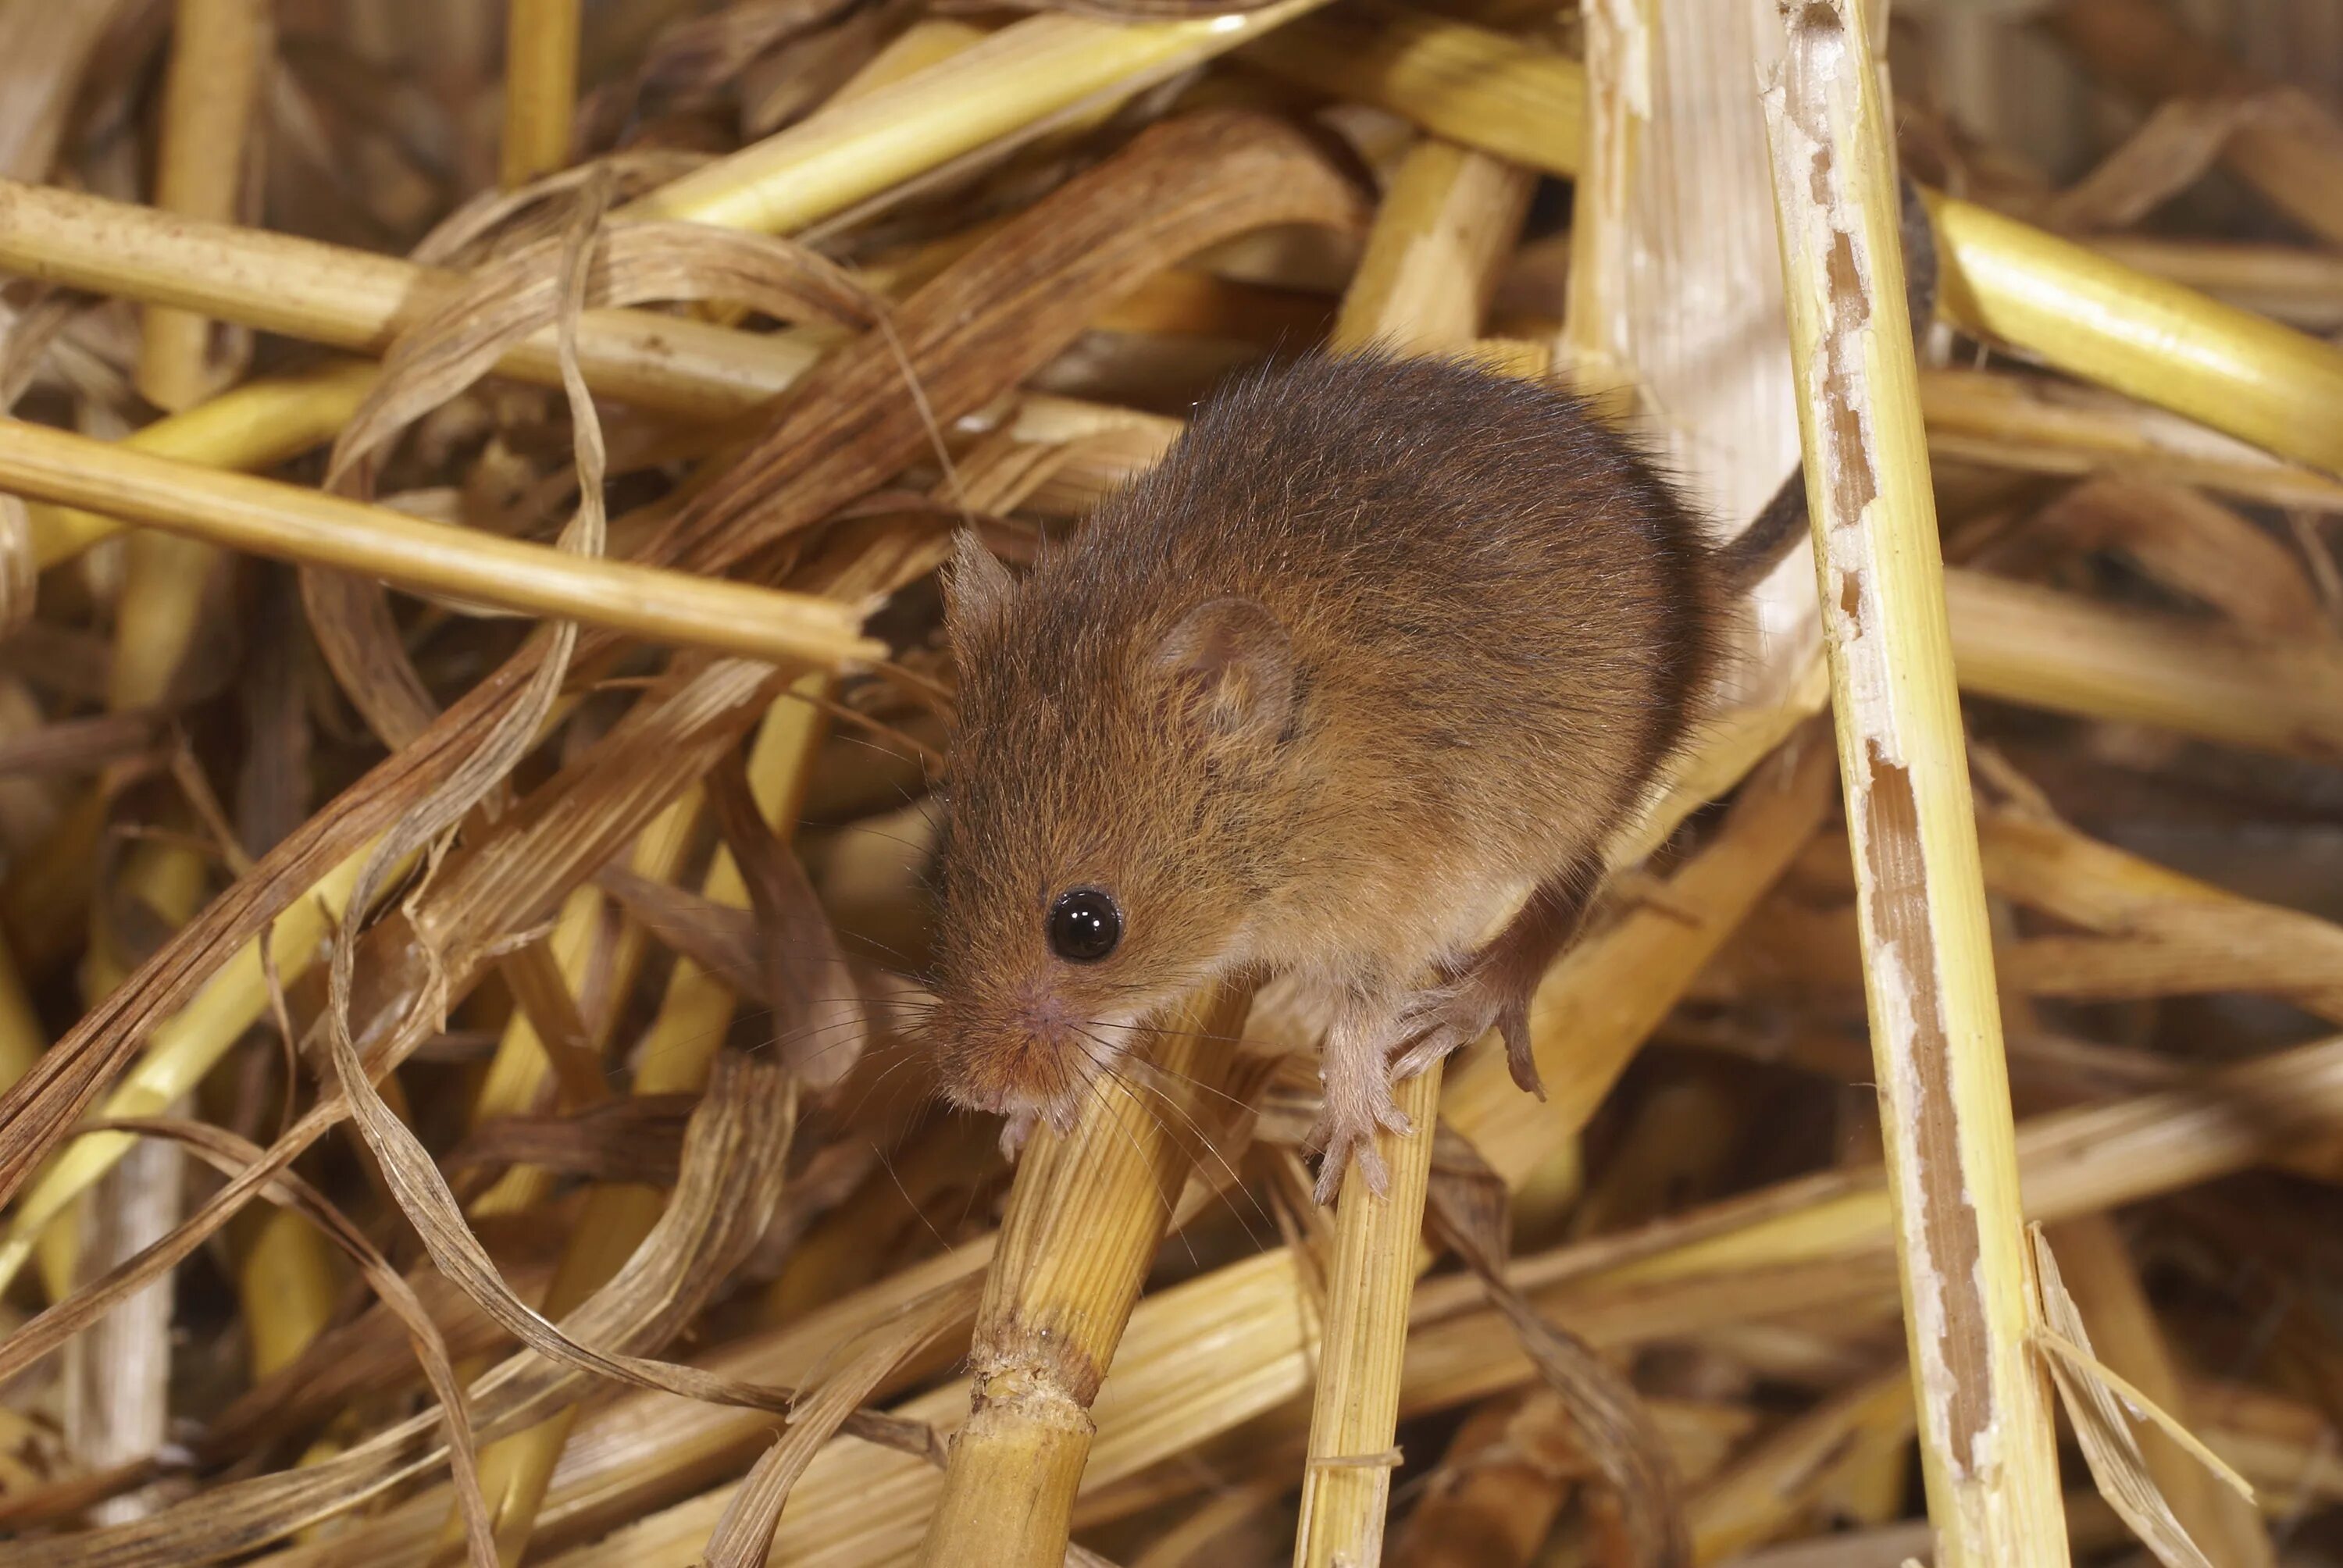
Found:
926,532 -> 1303,1132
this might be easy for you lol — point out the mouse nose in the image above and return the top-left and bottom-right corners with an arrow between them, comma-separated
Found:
1003,978 -> 1085,1048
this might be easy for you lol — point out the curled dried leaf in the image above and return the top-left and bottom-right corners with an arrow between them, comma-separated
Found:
708,748 -> 867,1087
1427,1123 -> 1689,1568
701,1274 -> 976,1566
448,1092 -> 699,1186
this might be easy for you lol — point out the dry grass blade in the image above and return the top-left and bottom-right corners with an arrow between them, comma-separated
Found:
2045,1217 -> 2277,1566
2047,0 -> 2343,250
1484,1285 -> 1686,1568
448,1095 -> 696,1186
305,188 -> 876,743
591,864 -> 774,1004
437,678 -> 831,1566
0,653 -> 785,1375
701,1275 -> 979,1566
7,1055 -> 806,1567
648,109 -> 1365,571
2029,1227 -> 2219,1568
705,752 -> 865,1089
1425,1129 -> 1685,1568
80,1115 -> 494,1565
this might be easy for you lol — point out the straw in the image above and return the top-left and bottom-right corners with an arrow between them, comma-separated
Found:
1758,5 -> 2066,1562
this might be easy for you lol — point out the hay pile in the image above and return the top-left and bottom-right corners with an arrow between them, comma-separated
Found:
0,0 -> 2341,1563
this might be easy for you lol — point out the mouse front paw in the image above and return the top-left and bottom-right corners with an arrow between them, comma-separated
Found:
1307,1060 -> 1412,1205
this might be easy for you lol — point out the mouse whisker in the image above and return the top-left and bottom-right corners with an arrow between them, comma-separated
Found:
1089,1046 -> 1275,1251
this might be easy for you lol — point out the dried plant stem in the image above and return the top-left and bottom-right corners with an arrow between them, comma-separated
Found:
1946,568 -> 2343,768
1928,190 -> 2343,478
626,0 -> 1332,233
30,359 -> 383,568
449,678 -> 828,1566
1293,134 -> 1529,1567
0,179 -> 822,425
0,419 -> 882,669
501,0 -> 580,190
1759,5 -> 2065,1564
1242,0 -> 1585,178
2048,0 -> 2343,252
1293,1062 -> 1438,1568
915,985 -> 1254,1568
138,0 -> 266,412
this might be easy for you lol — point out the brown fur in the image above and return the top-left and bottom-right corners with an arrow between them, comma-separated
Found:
929,351 -> 1732,1193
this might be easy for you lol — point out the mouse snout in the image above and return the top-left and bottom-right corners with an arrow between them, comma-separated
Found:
933,975 -> 1114,1123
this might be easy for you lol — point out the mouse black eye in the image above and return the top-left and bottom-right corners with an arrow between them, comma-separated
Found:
1047,888 -> 1122,962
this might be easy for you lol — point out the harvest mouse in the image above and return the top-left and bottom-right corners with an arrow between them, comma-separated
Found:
927,198 -> 1938,1203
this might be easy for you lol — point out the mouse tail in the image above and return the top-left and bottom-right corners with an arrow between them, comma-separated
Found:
1714,172 -> 1943,596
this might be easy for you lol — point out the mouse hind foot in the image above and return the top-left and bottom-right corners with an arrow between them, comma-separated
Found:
1388,865 -> 1601,1096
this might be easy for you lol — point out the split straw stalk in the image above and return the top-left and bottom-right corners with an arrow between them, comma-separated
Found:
1760,5 -> 2065,1561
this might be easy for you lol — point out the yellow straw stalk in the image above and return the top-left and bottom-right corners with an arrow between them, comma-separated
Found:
1292,135 -> 1531,1566
915,985 -> 1257,1567
0,419 -> 883,670
138,0 -> 267,412
501,0 -> 581,191
625,0 -> 1333,233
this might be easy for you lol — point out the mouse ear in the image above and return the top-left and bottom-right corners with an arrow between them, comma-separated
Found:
943,530 -> 1014,642
1150,597 -> 1296,745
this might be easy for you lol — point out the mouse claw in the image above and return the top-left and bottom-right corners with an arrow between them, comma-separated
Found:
1306,1092 -> 1410,1205
1312,1125 -> 1391,1206
999,1106 -> 1039,1162
1500,997 -> 1545,1100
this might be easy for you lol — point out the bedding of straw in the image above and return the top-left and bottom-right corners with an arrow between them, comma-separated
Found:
1,0 -> 2341,1564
